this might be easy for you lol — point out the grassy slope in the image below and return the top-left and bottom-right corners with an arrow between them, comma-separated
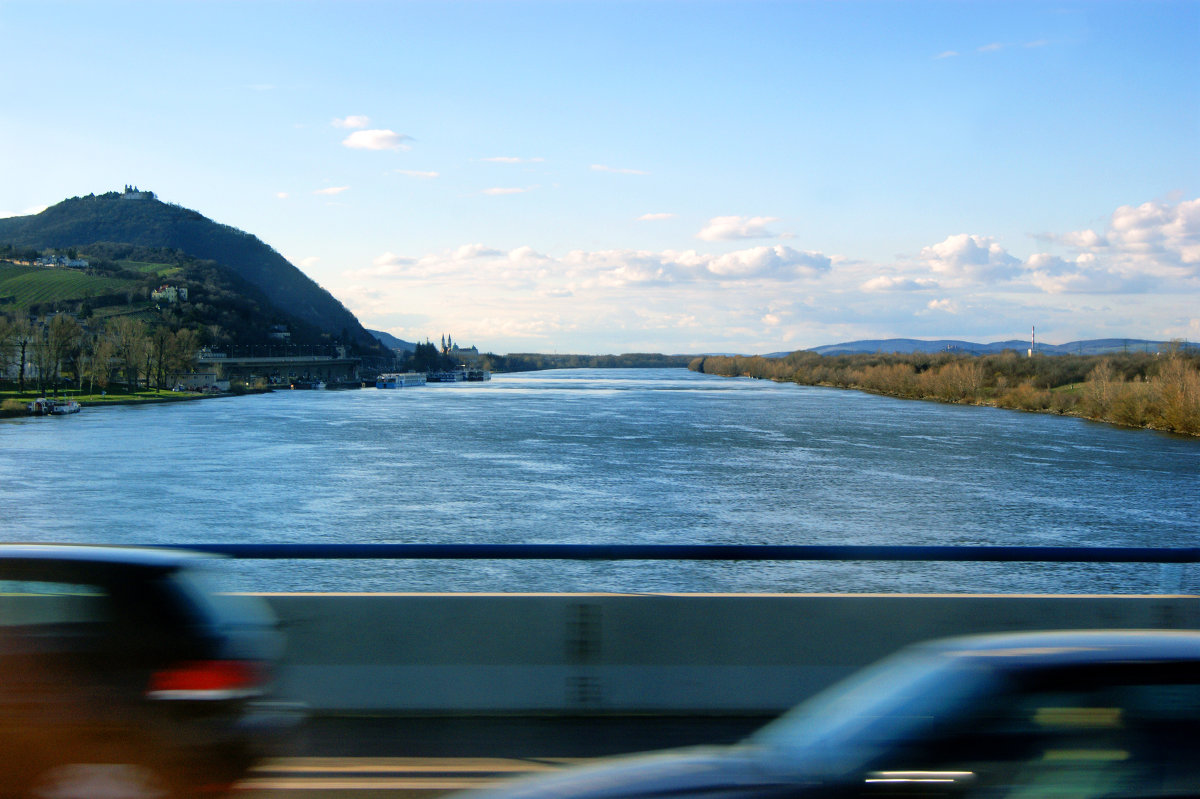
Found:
0,263 -> 140,308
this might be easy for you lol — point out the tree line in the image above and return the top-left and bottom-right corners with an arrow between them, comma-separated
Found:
690,347 -> 1200,436
0,312 -> 199,399
480,352 -> 694,372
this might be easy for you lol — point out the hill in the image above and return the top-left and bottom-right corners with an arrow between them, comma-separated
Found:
369,329 -> 416,352
785,338 -> 1181,357
0,190 -> 378,350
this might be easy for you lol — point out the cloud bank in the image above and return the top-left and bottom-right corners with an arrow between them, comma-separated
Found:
338,197 -> 1199,353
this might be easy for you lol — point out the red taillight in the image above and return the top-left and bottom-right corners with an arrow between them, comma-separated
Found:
147,660 -> 266,699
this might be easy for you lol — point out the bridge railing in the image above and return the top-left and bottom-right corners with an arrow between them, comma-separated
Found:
158,544 -> 1199,712
172,543 -> 1200,563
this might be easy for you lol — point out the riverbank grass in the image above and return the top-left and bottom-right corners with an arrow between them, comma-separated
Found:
0,387 -> 204,416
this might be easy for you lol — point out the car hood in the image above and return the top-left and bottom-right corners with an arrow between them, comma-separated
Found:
461,747 -> 814,799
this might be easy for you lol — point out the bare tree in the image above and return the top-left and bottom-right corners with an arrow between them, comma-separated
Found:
7,317 -> 34,393
108,317 -> 148,392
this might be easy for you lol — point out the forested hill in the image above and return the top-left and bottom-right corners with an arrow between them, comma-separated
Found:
0,191 -> 376,348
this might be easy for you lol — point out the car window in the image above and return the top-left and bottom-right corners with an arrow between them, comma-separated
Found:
752,649 -> 1000,777
0,579 -> 111,626
861,666 -> 1200,799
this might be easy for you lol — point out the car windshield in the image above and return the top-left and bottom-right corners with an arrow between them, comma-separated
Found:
750,648 -> 1000,777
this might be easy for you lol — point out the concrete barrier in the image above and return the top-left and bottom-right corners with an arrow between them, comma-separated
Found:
262,593 -> 1200,714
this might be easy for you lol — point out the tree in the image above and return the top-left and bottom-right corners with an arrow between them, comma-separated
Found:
6,317 -> 34,393
88,335 -> 116,393
168,328 -> 200,378
0,315 -> 14,383
44,314 -> 84,394
108,317 -> 148,391
150,326 -> 173,389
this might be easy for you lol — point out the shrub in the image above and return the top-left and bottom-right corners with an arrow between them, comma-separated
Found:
1,398 -> 29,416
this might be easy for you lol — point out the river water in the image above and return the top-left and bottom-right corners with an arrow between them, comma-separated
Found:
1,368 -> 1197,593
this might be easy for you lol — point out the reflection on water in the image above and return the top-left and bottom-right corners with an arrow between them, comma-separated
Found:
1,369 -> 1197,593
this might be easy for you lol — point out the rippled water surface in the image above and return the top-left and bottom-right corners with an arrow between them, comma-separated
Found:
2,369 -> 1197,593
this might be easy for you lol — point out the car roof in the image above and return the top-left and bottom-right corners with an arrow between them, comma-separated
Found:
0,544 -> 219,570
918,629 -> 1200,666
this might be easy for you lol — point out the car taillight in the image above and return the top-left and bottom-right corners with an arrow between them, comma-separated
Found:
146,659 -> 267,700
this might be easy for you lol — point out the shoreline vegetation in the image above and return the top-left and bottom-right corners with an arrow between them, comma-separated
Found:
689,348 -> 1200,437
0,385 -> 272,418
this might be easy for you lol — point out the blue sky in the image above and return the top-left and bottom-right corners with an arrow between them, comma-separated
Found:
1,0 -> 1197,354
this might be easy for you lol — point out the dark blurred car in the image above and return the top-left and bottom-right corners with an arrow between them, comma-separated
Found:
457,630 -> 1200,799
0,544 -> 300,798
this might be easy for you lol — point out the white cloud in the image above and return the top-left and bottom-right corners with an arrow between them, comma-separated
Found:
342,129 -> 413,151
339,285 -> 405,319
374,252 -> 415,267
1058,229 -> 1107,248
332,115 -> 370,129
916,233 -> 1021,283
978,42 -> 1005,53
762,314 -> 781,326
591,164 -> 648,175
934,50 -> 959,59
275,192 -> 290,200
638,213 -> 676,221
925,298 -> 960,313
861,275 -> 938,292
298,256 -> 320,268
507,245 -> 552,267
396,170 -> 440,179
343,253 -> 415,279
451,244 -> 505,260
1046,197 -> 1200,283
482,187 -> 532,195
482,156 -> 544,164
697,215 -> 781,241
0,204 -> 48,218
707,246 -> 831,279
314,186 -> 350,196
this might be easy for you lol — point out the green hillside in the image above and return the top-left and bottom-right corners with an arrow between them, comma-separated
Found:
0,263 -> 140,308
0,190 -> 379,350
0,240 -> 364,352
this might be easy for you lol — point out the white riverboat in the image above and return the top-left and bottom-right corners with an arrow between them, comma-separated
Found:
376,372 -> 427,388
28,398 -> 81,416
427,366 -> 491,383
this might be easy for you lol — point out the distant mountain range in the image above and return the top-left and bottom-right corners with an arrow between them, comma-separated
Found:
368,329 -> 415,352
0,190 -> 379,349
765,338 -> 1187,358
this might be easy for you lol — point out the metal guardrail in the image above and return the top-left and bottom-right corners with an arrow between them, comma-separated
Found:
171,544 -> 1200,563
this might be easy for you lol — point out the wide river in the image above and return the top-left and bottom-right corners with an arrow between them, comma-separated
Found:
2,368 -> 1197,593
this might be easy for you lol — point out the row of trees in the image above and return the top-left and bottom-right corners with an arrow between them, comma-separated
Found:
690,348 -> 1200,436
0,312 -> 200,396
480,352 -> 694,372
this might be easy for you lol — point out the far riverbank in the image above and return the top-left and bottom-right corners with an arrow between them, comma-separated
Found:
690,350 -> 1200,437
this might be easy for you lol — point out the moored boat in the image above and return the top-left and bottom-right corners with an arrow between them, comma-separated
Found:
28,398 -> 81,416
376,372 -> 427,388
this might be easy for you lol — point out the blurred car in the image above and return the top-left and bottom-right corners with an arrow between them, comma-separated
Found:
0,544 -> 300,798
457,630 -> 1200,799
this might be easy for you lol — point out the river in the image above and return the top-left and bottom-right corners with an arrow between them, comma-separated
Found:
2,368 -> 1197,593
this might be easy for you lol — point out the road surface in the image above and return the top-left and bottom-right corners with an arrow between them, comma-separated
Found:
235,716 -> 768,797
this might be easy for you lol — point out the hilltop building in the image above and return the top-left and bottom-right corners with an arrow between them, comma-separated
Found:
121,185 -> 155,200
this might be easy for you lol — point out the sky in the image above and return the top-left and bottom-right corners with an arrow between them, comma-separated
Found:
1,1 -> 1197,355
